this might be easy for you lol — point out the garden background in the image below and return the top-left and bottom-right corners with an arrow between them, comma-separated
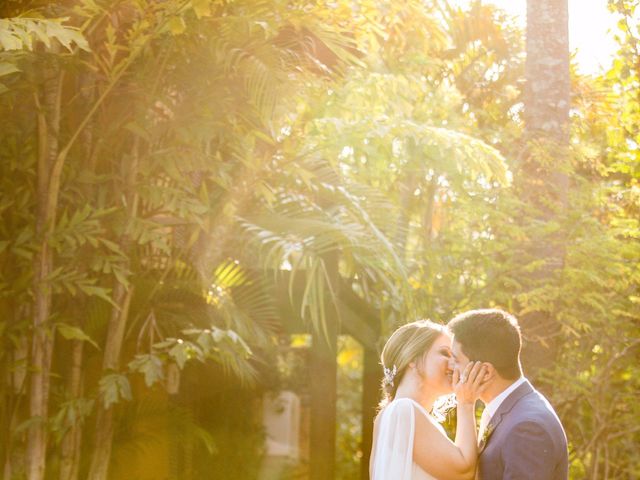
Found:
0,0 -> 638,479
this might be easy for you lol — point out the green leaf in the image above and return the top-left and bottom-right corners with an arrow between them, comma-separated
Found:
191,0 -> 212,18
99,237 -> 126,257
1,18 -> 90,53
193,425 -> 218,454
124,121 -> 151,143
56,323 -> 100,349
112,266 -> 130,290
0,24 -> 21,50
0,61 -> 20,77
226,330 -> 252,355
169,340 -> 191,369
44,19 -> 82,52
12,416 -> 44,437
77,283 -> 117,307
167,16 -> 186,36
99,373 -> 132,409
26,19 -> 50,49
128,354 -> 164,387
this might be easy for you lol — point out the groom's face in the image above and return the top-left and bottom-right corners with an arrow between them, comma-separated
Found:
450,337 -> 472,375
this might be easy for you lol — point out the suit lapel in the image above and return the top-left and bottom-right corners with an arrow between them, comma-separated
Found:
478,380 -> 534,453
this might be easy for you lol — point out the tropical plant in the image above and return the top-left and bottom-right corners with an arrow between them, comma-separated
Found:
1,1 -> 638,479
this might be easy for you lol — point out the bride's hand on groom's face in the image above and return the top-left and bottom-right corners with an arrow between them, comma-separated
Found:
452,361 -> 488,405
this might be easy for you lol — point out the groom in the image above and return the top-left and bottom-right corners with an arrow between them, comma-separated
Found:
448,309 -> 568,479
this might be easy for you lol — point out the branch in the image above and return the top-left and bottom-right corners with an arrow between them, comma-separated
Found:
45,0 -> 191,231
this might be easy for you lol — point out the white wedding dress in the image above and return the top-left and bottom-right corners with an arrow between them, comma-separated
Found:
371,397 -> 440,480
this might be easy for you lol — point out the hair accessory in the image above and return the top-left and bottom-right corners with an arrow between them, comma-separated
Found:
383,364 -> 398,387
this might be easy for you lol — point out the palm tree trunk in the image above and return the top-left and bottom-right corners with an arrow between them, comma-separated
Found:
27,51 -> 64,480
524,0 -> 570,210
520,0 -> 570,373
525,0 -> 570,145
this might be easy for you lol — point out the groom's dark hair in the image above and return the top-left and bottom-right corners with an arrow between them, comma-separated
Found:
448,308 -> 522,380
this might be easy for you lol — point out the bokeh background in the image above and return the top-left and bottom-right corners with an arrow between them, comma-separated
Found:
1,0 -> 638,479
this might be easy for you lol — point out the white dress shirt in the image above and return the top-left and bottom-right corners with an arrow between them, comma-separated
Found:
479,376 -> 527,435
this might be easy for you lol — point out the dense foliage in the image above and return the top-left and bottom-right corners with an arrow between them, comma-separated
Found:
0,1 -> 638,479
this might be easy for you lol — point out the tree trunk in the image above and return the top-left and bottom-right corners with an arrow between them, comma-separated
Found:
521,0 -> 570,374
3,322 -> 28,477
57,68 -> 99,480
88,139 -> 138,480
26,51 -> 64,480
360,346 -> 381,480
58,340 -> 84,480
309,320 -> 337,480
87,284 -> 133,480
309,252 -> 340,480
525,0 -> 570,146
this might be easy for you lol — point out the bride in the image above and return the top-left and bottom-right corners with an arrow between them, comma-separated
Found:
370,320 -> 487,480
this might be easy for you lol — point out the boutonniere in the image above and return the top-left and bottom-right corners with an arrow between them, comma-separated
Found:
479,423 -> 496,450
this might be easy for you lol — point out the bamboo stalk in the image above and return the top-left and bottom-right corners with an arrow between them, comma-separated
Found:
26,50 -> 64,480
87,136 -> 139,480
87,285 -> 134,480
58,340 -> 84,480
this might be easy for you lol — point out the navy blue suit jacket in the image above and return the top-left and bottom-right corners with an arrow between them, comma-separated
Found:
477,380 -> 568,480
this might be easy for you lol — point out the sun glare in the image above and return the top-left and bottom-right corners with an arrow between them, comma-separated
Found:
452,0 -> 619,75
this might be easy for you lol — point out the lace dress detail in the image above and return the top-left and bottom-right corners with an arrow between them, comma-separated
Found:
371,397 -> 440,480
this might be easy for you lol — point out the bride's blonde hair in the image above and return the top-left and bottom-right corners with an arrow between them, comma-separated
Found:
379,320 -> 446,409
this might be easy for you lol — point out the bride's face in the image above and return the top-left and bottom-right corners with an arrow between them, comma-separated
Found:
417,333 -> 455,396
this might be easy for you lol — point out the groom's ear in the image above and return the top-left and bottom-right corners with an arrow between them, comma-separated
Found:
482,362 -> 497,382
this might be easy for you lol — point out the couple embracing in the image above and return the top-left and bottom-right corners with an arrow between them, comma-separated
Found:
370,309 -> 568,480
